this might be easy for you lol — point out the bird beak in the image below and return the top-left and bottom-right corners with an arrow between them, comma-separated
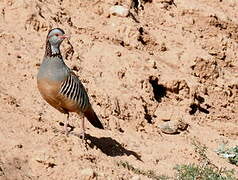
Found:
60,34 -> 69,39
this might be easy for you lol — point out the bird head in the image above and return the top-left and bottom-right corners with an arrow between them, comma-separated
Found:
47,28 -> 67,47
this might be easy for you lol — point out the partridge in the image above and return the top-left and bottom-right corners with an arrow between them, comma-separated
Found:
37,28 -> 104,137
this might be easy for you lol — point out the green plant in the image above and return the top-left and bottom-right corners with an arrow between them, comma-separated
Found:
173,138 -> 236,180
216,145 -> 238,166
174,164 -> 235,180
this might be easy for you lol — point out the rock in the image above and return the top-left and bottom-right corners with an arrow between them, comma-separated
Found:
109,5 -> 129,17
165,80 -> 190,96
35,151 -> 49,163
80,168 -> 96,178
130,175 -> 141,180
158,119 -> 188,134
154,106 -> 175,121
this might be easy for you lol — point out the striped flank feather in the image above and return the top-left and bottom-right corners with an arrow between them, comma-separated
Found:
60,73 -> 89,111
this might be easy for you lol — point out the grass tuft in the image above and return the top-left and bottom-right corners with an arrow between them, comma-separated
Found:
174,164 -> 235,180
174,138 -> 236,180
116,139 -> 236,179
117,161 -> 170,180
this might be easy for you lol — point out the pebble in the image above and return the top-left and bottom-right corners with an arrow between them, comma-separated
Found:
158,119 -> 188,134
130,175 -> 141,180
110,5 -> 129,17
80,168 -> 96,177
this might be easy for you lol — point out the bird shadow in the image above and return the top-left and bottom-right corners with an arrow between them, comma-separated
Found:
72,132 -> 142,161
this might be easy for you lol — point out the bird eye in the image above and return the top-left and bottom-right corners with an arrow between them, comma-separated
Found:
55,34 -> 59,36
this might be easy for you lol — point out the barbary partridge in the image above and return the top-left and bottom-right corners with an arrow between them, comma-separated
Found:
37,28 -> 104,138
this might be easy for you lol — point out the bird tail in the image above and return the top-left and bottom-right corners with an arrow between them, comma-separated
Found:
84,107 -> 104,129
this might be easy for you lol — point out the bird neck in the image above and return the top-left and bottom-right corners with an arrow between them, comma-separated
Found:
45,40 -> 62,58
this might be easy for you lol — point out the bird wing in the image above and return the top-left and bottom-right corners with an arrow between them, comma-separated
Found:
58,70 -> 104,129
59,70 -> 90,112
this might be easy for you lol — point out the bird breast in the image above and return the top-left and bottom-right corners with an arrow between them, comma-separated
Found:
37,56 -> 69,82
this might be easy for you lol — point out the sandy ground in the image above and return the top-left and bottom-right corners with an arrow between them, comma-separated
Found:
0,0 -> 238,179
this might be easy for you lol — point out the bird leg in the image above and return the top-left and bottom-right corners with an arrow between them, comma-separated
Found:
64,113 -> 70,136
80,117 -> 85,140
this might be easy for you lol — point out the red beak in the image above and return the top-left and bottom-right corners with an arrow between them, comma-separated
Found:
60,35 -> 69,39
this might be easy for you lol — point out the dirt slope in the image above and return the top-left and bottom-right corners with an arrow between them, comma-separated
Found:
0,0 -> 237,179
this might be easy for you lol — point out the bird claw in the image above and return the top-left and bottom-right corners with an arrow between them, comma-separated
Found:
79,131 -> 85,140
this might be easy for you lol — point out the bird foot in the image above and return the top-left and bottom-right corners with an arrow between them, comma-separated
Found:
79,131 -> 89,150
65,129 -> 69,136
